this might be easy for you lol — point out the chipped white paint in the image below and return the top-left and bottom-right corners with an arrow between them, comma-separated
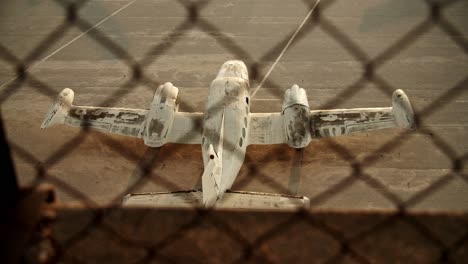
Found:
42,60 -> 416,209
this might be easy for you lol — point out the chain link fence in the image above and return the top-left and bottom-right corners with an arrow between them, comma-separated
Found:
1,0 -> 468,262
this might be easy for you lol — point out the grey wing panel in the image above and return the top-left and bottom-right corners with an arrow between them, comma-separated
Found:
310,107 -> 397,138
248,112 -> 285,145
65,106 -> 147,138
167,112 -> 203,144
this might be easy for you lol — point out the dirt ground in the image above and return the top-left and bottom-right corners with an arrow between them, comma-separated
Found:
1,0 -> 467,210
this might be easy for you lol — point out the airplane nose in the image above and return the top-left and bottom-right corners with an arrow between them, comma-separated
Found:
224,60 -> 246,68
393,89 -> 404,97
291,84 -> 300,92
217,60 -> 249,80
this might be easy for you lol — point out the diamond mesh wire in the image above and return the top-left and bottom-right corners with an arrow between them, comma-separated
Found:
1,0 -> 467,263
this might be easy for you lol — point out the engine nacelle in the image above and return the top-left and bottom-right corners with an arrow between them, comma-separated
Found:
143,82 -> 179,147
282,84 -> 311,148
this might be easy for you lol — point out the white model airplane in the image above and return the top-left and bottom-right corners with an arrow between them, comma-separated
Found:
41,60 -> 415,209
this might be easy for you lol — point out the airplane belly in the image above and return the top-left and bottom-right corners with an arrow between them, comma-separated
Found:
200,107 -> 248,200
201,72 -> 250,200
201,110 -> 223,166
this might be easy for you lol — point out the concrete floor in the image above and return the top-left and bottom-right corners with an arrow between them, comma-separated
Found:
1,0 -> 467,210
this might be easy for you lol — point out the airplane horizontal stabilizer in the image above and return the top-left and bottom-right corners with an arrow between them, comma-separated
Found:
123,190 -> 309,210
220,190 -> 310,209
123,190 -> 204,208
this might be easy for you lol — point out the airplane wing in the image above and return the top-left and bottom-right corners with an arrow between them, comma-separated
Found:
311,107 -> 396,138
311,89 -> 416,138
45,104 -> 149,138
41,84 -> 203,146
248,89 -> 415,145
247,112 -> 286,145
167,112 -> 203,144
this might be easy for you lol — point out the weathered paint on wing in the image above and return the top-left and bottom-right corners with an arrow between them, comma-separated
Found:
310,107 -> 396,138
310,89 -> 416,138
41,83 -> 203,143
66,106 -> 147,137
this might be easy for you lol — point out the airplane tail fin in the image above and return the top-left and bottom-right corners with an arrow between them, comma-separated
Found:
41,88 -> 74,128
391,89 -> 416,130
202,144 -> 222,207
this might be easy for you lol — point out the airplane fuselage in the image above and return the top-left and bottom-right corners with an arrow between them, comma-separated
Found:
201,61 -> 250,199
